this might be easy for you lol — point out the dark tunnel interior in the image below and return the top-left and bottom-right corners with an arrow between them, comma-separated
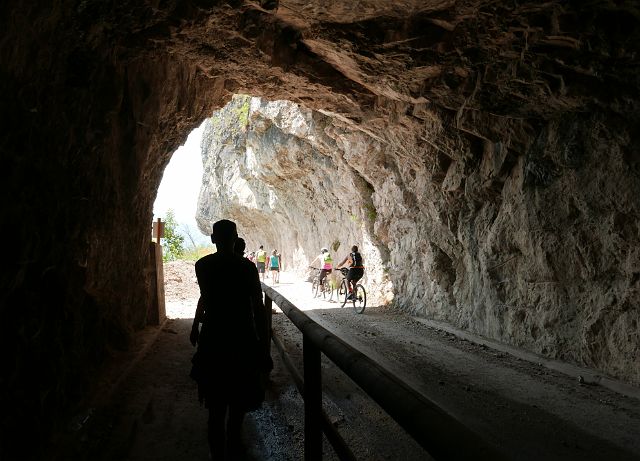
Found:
1,1 -> 639,458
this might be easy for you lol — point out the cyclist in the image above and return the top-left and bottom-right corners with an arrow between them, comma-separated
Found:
336,245 -> 364,299
255,245 -> 267,282
310,247 -> 333,288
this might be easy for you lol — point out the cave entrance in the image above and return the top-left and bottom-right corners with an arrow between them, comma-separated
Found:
154,120 -> 211,260
182,94 -> 388,302
154,94 -> 387,312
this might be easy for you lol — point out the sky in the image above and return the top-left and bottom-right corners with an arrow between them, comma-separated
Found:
153,122 -> 210,246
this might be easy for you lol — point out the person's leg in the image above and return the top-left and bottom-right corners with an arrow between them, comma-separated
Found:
226,405 -> 246,458
351,270 -> 363,297
319,269 -> 327,286
208,401 -> 228,460
346,270 -> 354,295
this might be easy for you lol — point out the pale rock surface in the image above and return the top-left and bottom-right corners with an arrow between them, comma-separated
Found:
198,96 -> 640,386
197,95 -> 392,304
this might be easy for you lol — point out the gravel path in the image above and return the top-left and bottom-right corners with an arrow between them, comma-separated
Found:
63,263 -> 640,460
272,273 -> 640,461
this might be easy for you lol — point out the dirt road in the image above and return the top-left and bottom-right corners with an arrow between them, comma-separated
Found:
62,263 -> 640,460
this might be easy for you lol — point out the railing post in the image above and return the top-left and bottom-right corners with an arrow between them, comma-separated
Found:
264,293 -> 273,357
303,335 -> 323,461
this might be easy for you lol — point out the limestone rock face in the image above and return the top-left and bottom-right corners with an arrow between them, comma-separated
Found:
197,96 -> 392,302
199,93 -> 640,387
1,0 -> 639,455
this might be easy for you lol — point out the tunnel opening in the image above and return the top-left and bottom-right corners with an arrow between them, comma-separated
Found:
184,94 -> 393,304
155,93 -> 395,321
153,121 -> 212,263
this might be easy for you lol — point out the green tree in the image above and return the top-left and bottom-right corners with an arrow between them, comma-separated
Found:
162,209 -> 184,261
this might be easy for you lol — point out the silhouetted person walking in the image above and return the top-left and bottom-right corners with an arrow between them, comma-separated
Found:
235,237 -> 247,257
190,220 -> 271,460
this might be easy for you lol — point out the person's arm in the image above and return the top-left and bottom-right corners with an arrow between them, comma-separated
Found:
309,254 -> 320,266
190,297 -> 205,346
191,260 -> 207,346
336,255 -> 349,269
193,297 -> 205,323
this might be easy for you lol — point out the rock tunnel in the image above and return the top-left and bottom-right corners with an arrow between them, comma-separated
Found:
1,0 -> 639,457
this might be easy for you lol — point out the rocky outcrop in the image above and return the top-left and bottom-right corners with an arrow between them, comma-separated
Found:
1,0 -> 639,456
197,95 -> 393,301
198,92 -> 640,388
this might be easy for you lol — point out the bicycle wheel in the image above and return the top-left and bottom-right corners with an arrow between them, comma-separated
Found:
312,279 -> 319,297
339,280 -> 349,307
352,284 -> 366,314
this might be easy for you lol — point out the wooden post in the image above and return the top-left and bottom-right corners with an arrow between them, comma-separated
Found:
152,217 -> 165,243
303,335 -> 323,461
155,217 -> 162,242
148,219 -> 166,325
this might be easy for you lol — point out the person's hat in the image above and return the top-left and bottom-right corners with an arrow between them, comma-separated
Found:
321,247 -> 328,253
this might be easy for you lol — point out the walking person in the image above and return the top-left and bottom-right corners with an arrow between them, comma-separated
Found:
189,220 -> 272,460
269,249 -> 281,284
255,245 -> 267,282
235,237 -> 247,257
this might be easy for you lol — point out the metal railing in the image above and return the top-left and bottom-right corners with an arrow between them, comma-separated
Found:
262,283 -> 509,461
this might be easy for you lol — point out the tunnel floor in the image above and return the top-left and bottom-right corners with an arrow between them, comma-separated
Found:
58,267 -> 640,460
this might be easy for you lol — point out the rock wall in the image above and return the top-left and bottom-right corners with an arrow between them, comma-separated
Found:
198,95 -> 639,385
197,96 -> 393,301
1,0 -> 639,456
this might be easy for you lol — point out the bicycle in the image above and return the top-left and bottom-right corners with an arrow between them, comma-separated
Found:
337,268 -> 366,313
310,267 -> 334,300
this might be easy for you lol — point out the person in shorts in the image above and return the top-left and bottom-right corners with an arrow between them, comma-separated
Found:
269,249 -> 281,283
255,245 -> 267,282
310,247 -> 333,288
336,245 -> 364,299
189,220 -> 272,459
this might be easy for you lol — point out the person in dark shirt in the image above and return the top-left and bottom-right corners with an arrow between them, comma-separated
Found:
190,219 -> 271,459
336,245 -> 365,300
235,237 -> 247,256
